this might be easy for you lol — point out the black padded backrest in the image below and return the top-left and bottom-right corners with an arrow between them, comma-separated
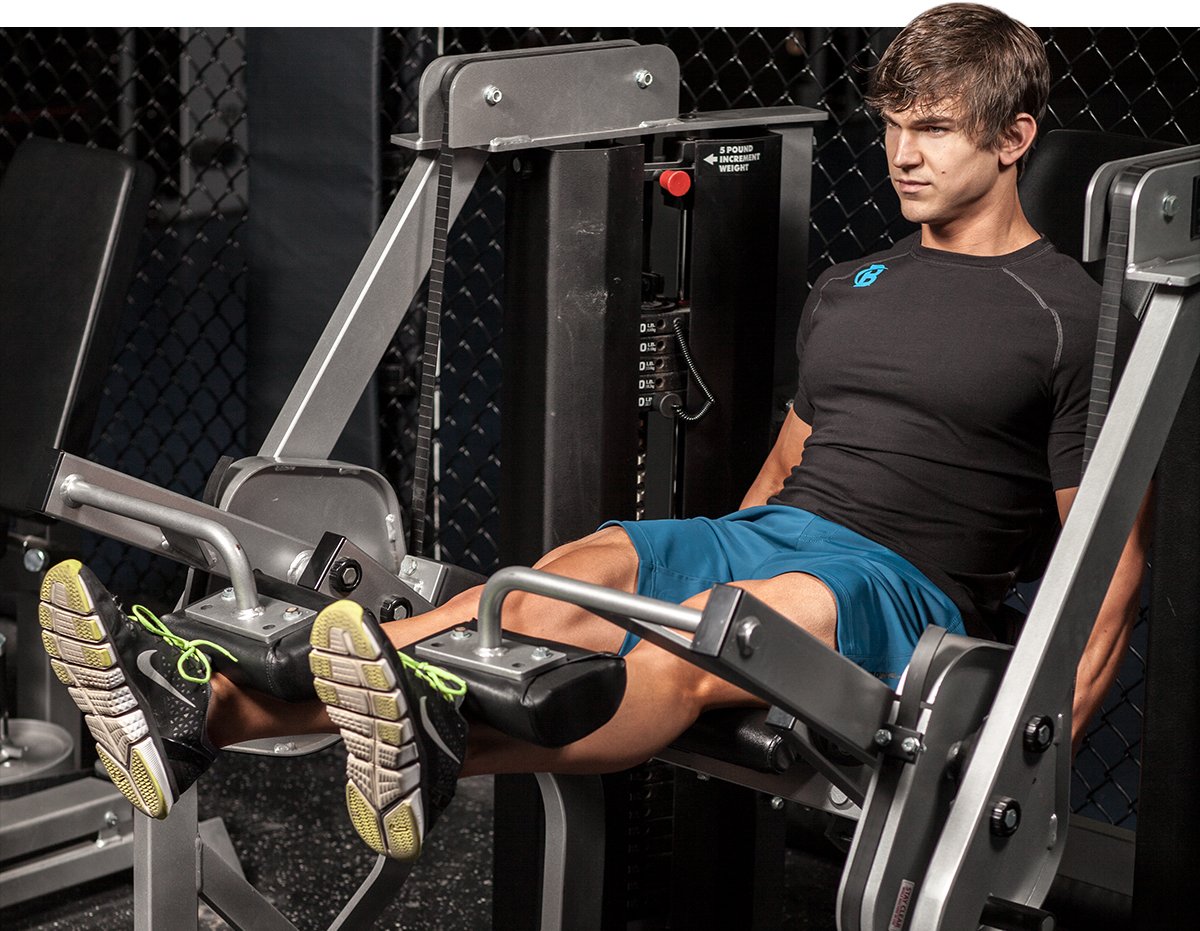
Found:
0,138 -> 153,515
1020,129 -> 1177,272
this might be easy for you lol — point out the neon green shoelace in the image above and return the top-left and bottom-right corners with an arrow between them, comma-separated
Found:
131,605 -> 238,684
399,652 -> 467,700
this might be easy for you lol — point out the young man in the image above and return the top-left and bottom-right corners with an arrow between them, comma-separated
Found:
37,3 -> 1149,864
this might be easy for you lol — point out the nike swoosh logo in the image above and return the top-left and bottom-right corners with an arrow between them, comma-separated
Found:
419,695 -> 461,765
137,650 -> 196,709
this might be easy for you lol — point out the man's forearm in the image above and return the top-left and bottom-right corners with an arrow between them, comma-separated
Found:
1070,490 -> 1153,748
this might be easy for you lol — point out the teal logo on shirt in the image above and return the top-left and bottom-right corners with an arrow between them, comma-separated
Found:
853,263 -> 888,287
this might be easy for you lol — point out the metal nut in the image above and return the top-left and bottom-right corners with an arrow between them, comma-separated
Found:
23,547 -> 48,573
483,85 -> 503,106
769,796 -> 785,810
635,69 -> 654,89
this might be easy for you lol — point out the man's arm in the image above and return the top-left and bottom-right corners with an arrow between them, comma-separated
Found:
740,406 -> 813,510
1056,485 -> 1154,750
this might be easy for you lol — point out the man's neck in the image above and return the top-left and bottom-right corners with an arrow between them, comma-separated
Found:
921,191 -> 1040,256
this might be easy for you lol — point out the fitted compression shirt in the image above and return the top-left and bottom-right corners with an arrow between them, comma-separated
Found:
770,233 -> 1107,629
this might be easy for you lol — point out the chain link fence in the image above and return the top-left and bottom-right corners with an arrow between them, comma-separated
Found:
3,25 -> 1194,833
1,27 -> 249,602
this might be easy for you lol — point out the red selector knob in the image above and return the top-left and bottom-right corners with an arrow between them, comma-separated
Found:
659,169 -> 692,197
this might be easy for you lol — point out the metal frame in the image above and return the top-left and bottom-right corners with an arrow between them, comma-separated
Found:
9,42 -> 821,930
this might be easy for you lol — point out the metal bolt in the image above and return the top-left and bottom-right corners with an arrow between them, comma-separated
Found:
874,728 -> 892,748
23,547 -> 48,573
989,796 -> 1022,837
900,736 -> 921,756
769,796 -> 785,810
273,741 -> 297,754
1023,714 -> 1055,754
1162,193 -> 1179,218
531,646 -> 552,660
483,85 -> 503,106
401,556 -> 417,577
284,606 -> 301,617
330,558 -> 362,594
104,810 -> 119,828
221,587 -> 235,601
736,617 -> 761,657
635,69 -> 654,89
450,627 -> 472,641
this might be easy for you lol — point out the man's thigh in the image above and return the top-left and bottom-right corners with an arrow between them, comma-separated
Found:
716,573 -> 838,651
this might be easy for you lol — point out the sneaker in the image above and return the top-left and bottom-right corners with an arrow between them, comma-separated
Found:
37,559 -> 234,818
309,600 -> 468,861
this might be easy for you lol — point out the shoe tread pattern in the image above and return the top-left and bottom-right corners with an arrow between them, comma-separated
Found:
310,602 -> 425,861
38,560 -> 175,819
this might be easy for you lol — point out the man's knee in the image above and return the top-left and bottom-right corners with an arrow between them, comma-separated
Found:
533,525 -> 639,586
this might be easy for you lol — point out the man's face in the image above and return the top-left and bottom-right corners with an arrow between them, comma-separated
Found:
882,101 -> 1008,231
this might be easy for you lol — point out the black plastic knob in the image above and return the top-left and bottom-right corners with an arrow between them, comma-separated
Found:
1023,715 -> 1055,754
990,796 -> 1022,837
330,557 -> 362,594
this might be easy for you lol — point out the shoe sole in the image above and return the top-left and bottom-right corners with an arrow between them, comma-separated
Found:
38,559 -> 176,819
309,601 -> 426,861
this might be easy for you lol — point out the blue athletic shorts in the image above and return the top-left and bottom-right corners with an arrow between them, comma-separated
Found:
601,505 -> 965,682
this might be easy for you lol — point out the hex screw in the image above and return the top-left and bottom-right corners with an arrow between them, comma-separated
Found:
220,587 -> 235,602
23,547 -> 48,573
900,736 -> 921,756
769,796 -> 785,810
874,728 -> 892,748
1162,193 -> 1179,218
1023,714 -> 1055,754
483,85 -> 503,106
450,627 -> 472,641
737,618 -> 762,657
531,646 -> 552,661
635,69 -> 654,89
990,796 -> 1022,837
330,558 -> 362,594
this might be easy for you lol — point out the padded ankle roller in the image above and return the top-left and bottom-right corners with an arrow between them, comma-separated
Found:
423,624 -> 626,748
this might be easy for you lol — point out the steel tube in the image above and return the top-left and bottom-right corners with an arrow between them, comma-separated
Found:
476,566 -> 701,650
60,475 -> 261,616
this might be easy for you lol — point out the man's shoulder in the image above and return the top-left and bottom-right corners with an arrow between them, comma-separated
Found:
812,233 -> 920,290
1006,242 -> 1101,317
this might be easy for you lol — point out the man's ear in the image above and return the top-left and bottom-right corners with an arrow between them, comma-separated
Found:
998,113 -> 1038,167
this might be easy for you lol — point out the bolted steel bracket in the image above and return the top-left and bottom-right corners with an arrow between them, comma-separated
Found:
872,722 -> 926,763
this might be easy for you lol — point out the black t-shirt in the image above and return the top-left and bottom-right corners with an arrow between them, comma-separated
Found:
770,233 -> 1104,628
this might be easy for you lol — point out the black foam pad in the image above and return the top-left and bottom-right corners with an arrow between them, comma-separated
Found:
0,138 -> 154,515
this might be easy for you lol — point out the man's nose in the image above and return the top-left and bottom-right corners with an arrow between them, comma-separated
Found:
891,131 -> 921,169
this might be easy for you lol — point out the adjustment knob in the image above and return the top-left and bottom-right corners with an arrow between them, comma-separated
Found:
989,796 -> 1021,837
1023,714 -> 1055,754
330,557 -> 362,594
659,169 -> 692,197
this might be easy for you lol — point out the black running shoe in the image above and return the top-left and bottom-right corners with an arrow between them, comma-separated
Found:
38,559 -> 232,818
309,600 -> 468,861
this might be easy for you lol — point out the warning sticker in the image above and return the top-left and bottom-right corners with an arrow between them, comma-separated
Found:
702,143 -> 763,174
888,879 -> 916,931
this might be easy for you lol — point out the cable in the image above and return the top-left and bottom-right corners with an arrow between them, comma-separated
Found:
669,316 -> 715,423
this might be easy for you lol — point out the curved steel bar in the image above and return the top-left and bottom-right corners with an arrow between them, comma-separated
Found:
60,474 -> 261,617
477,565 -> 701,650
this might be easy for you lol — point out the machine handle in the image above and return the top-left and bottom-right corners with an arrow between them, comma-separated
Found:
60,474 -> 262,618
477,566 -> 701,651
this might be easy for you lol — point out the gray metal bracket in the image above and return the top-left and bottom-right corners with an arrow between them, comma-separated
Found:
913,154 -> 1200,930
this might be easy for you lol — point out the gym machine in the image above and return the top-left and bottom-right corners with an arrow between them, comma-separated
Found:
0,39 -> 1195,931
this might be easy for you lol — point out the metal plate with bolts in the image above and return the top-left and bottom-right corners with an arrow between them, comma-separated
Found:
413,628 -> 568,682
184,593 -> 316,643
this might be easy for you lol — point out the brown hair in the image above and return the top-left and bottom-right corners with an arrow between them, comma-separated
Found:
866,3 -> 1049,161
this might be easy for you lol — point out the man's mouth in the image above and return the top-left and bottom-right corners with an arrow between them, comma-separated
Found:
894,178 -> 930,194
